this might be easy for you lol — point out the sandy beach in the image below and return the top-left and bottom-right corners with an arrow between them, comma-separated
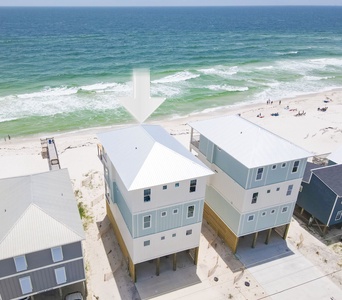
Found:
1,89 -> 342,299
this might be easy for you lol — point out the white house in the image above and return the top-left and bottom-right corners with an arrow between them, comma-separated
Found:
189,115 -> 311,253
97,124 -> 213,281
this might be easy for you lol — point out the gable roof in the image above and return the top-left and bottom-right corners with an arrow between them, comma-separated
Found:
312,164 -> 342,196
189,115 -> 312,168
97,124 -> 213,191
0,169 -> 85,260
302,162 -> 319,183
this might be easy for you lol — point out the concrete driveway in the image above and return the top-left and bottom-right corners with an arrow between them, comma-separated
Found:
236,231 -> 341,300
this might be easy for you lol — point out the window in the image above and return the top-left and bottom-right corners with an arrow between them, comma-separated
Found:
173,209 -> 178,214
335,210 -> 342,221
272,165 -> 277,170
267,189 -> 271,194
187,205 -> 195,218
189,179 -> 197,193
19,276 -> 32,294
14,255 -> 27,272
256,168 -> 263,180
251,192 -> 258,204
143,215 -> 151,229
161,236 -> 165,240
55,267 -> 67,285
292,160 -> 300,173
51,246 -> 63,263
286,184 -> 294,196
247,215 -> 254,222
161,211 -> 167,217
163,185 -> 167,190
144,240 -> 150,246
172,233 -> 176,237
262,211 -> 266,217
281,207 -> 288,213
271,209 -> 276,214
144,189 -> 151,202
276,187 -> 280,192
175,183 -> 179,188
186,229 -> 192,236
282,163 -> 286,168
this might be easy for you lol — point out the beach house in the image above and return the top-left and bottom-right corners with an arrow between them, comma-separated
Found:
189,115 -> 311,253
297,163 -> 342,234
97,124 -> 212,281
0,169 -> 85,300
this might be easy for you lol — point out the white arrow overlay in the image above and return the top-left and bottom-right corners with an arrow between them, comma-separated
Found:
119,69 -> 165,123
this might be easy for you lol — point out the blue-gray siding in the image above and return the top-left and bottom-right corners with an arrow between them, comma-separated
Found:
205,186 -> 240,234
199,134 -> 307,189
0,259 -> 84,300
297,175 -> 340,226
0,242 -> 83,279
133,200 -> 203,238
113,182 -> 133,234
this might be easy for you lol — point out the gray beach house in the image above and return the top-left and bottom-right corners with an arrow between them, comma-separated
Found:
0,169 -> 85,300
297,163 -> 342,233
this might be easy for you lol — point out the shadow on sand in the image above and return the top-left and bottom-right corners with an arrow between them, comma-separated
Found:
96,216 -> 141,300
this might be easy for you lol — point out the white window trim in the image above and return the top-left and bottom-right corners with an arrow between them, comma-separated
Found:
261,211 -> 267,217
19,276 -> 32,294
51,246 -> 63,263
271,209 -> 276,214
143,215 -> 152,229
292,160 -> 300,173
335,210 -> 342,221
247,214 -> 255,222
186,229 -> 192,235
256,168 -> 264,181
14,255 -> 27,272
281,206 -> 289,213
55,267 -> 67,284
272,165 -> 277,170
187,205 -> 195,219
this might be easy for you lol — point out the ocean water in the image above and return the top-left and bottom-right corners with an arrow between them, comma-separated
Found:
0,6 -> 342,137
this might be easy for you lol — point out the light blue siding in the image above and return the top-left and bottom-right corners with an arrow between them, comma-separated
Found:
182,201 -> 202,226
199,135 -> 209,156
277,203 -> 294,225
248,158 -> 308,189
240,213 -> 257,235
113,182 -> 133,235
135,211 -> 157,237
253,208 -> 278,231
133,200 -> 203,238
156,205 -> 183,232
286,158 -> 307,181
205,186 -> 240,234
239,203 -> 294,236
212,145 -> 248,188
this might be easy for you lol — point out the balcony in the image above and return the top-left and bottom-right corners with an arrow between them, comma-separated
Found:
190,134 -> 200,150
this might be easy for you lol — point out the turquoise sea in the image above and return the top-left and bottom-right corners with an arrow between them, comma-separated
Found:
1,6 -> 342,137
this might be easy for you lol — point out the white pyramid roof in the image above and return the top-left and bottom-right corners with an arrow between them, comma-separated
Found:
97,124 -> 213,191
0,169 -> 85,260
189,115 -> 311,168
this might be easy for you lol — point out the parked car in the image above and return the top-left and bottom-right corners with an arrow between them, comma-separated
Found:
65,292 -> 83,300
